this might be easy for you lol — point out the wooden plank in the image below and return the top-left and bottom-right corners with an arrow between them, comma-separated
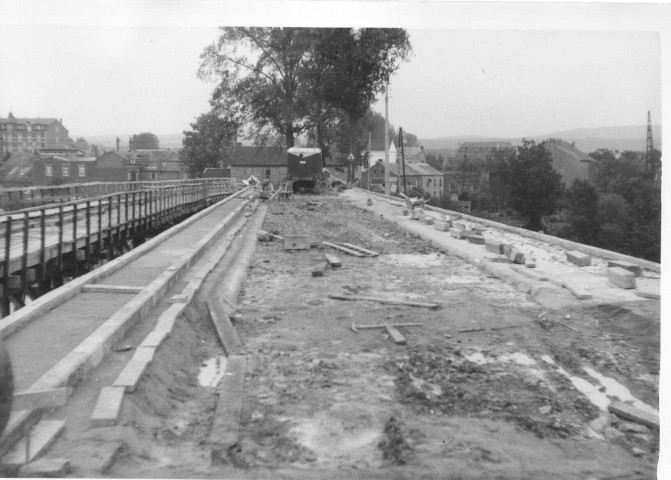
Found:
209,355 -> 248,450
324,253 -> 341,267
82,284 -> 144,294
1,419 -> 65,467
385,325 -> 407,345
12,388 -> 69,411
608,401 -> 659,429
257,230 -> 284,240
207,298 -> 243,356
329,294 -> 438,309
322,241 -> 364,257
340,242 -> 379,257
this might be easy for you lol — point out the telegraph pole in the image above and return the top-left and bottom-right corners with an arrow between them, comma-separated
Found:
399,127 -> 407,194
384,84 -> 390,196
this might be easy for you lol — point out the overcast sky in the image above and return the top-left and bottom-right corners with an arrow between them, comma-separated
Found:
0,1 -> 668,142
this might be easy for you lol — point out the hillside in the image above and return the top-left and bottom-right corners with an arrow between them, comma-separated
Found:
421,125 -> 662,154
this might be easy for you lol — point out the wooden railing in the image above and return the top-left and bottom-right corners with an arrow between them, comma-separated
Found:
0,178 -> 241,212
0,178 -> 243,315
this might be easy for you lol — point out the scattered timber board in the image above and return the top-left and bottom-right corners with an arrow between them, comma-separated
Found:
207,298 -> 243,356
329,294 -> 438,309
321,241 -> 364,257
340,243 -> 379,257
608,401 -> 659,429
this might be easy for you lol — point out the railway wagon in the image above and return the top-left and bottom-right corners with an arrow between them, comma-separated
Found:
287,147 -> 324,193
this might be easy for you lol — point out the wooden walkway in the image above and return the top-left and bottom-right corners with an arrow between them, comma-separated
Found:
0,179 -> 241,316
0,187 -> 256,461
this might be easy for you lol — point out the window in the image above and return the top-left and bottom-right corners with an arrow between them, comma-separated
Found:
62,165 -> 70,176
46,165 -> 53,177
151,173 -> 156,180
78,165 -> 86,177
127,172 -> 132,181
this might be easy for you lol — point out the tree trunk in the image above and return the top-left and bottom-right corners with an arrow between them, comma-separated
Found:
285,126 -> 295,149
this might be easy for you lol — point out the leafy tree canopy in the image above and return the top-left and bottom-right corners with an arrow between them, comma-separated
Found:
180,109 -> 239,178
130,132 -> 160,150
507,140 -> 563,230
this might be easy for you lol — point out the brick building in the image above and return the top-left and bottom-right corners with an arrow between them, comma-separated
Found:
124,149 -> 187,181
0,113 -> 69,154
33,151 -> 127,185
362,161 -> 444,198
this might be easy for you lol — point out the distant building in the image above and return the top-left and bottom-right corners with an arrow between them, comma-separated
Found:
362,161 -> 444,198
225,145 -> 287,185
400,146 -> 427,164
33,151 -> 127,185
126,149 -> 187,181
541,139 -> 593,186
456,141 -> 515,168
368,142 -> 427,165
369,140 -> 398,164
0,113 -> 69,154
35,144 -> 80,159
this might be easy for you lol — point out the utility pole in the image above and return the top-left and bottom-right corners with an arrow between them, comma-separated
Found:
399,127 -> 407,195
384,84 -> 390,196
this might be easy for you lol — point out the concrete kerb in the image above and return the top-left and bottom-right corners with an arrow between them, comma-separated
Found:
355,188 -> 660,273
0,192 -> 256,457
89,200 -> 262,426
0,187 -> 253,340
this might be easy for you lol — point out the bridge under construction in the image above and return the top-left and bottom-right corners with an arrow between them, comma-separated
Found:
0,182 -> 660,479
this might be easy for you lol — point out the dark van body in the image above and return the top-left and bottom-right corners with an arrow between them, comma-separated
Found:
287,147 -> 323,193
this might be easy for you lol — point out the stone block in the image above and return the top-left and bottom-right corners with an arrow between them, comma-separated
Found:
434,221 -> 450,232
449,228 -> 465,239
485,240 -> 504,254
608,267 -> 636,289
506,247 -> 525,264
402,209 -> 410,216
502,244 -> 513,257
607,260 -> 643,277
423,216 -> 434,225
473,227 -> 485,235
636,283 -> 660,300
566,250 -> 591,267
90,386 -> 125,427
466,235 -> 485,245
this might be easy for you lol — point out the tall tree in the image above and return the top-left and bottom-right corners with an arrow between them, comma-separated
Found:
73,137 -> 89,152
180,110 -> 239,178
130,132 -> 160,150
506,140 -> 563,231
307,28 -> 412,182
563,179 -> 600,243
199,27 -> 312,148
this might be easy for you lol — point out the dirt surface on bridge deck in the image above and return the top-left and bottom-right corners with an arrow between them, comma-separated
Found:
55,193 -> 659,479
